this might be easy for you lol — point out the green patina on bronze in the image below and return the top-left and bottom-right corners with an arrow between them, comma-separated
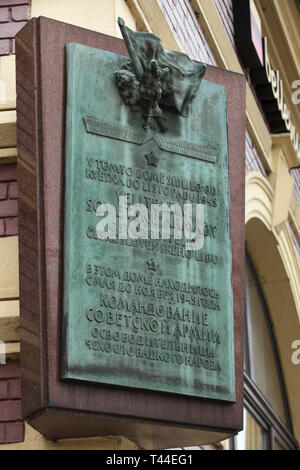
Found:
114,18 -> 206,132
62,21 -> 235,401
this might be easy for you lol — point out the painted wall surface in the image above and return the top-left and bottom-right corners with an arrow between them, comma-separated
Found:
30,0 -> 136,38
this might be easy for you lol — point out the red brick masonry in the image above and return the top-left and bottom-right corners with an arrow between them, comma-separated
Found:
0,360 -> 24,445
0,0 -> 29,55
0,163 -> 18,237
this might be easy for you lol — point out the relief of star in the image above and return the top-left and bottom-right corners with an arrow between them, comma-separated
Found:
147,258 -> 158,272
145,151 -> 158,167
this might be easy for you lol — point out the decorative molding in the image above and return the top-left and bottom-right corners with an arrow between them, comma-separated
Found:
272,134 -> 300,170
0,147 -> 17,163
270,0 -> 300,82
278,223 -> 300,320
135,0 -> 180,51
5,341 -> 20,359
246,171 -> 274,228
269,146 -> 294,232
126,0 -> 152,32
0,56 -> 16,112
0,300 -> 19,343
0,122 -> 16,149
246,173 -> 300,304
246,203 -> 300,443
0,236 -> 19,300
289,196 -> 300,247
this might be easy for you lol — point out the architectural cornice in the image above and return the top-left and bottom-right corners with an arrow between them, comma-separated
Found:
272,134 -> 300,170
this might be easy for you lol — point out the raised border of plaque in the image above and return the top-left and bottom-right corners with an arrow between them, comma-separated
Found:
16,17 -> 246,449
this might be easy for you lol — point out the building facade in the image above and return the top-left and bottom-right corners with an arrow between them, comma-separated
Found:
0,0 -> 299,450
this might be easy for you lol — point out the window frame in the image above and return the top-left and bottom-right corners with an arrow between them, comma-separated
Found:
230,253 -> 298,450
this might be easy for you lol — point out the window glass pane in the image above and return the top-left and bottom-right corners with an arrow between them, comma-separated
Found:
235,409 -> 264,450
245,410 -> 264,450
246,265 -> 287,424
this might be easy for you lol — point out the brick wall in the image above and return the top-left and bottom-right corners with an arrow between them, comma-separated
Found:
157,0 -> 217,65
291,169 -> 300,206
245,132 -> 267,176
0,0 -> 30,55
287,220 -> 300,265
214,0 -> 235,48
0,163 -> 18,237
0,360 -> 24,445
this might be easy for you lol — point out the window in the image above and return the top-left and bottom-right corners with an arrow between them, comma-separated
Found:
230,255 -> 298,450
